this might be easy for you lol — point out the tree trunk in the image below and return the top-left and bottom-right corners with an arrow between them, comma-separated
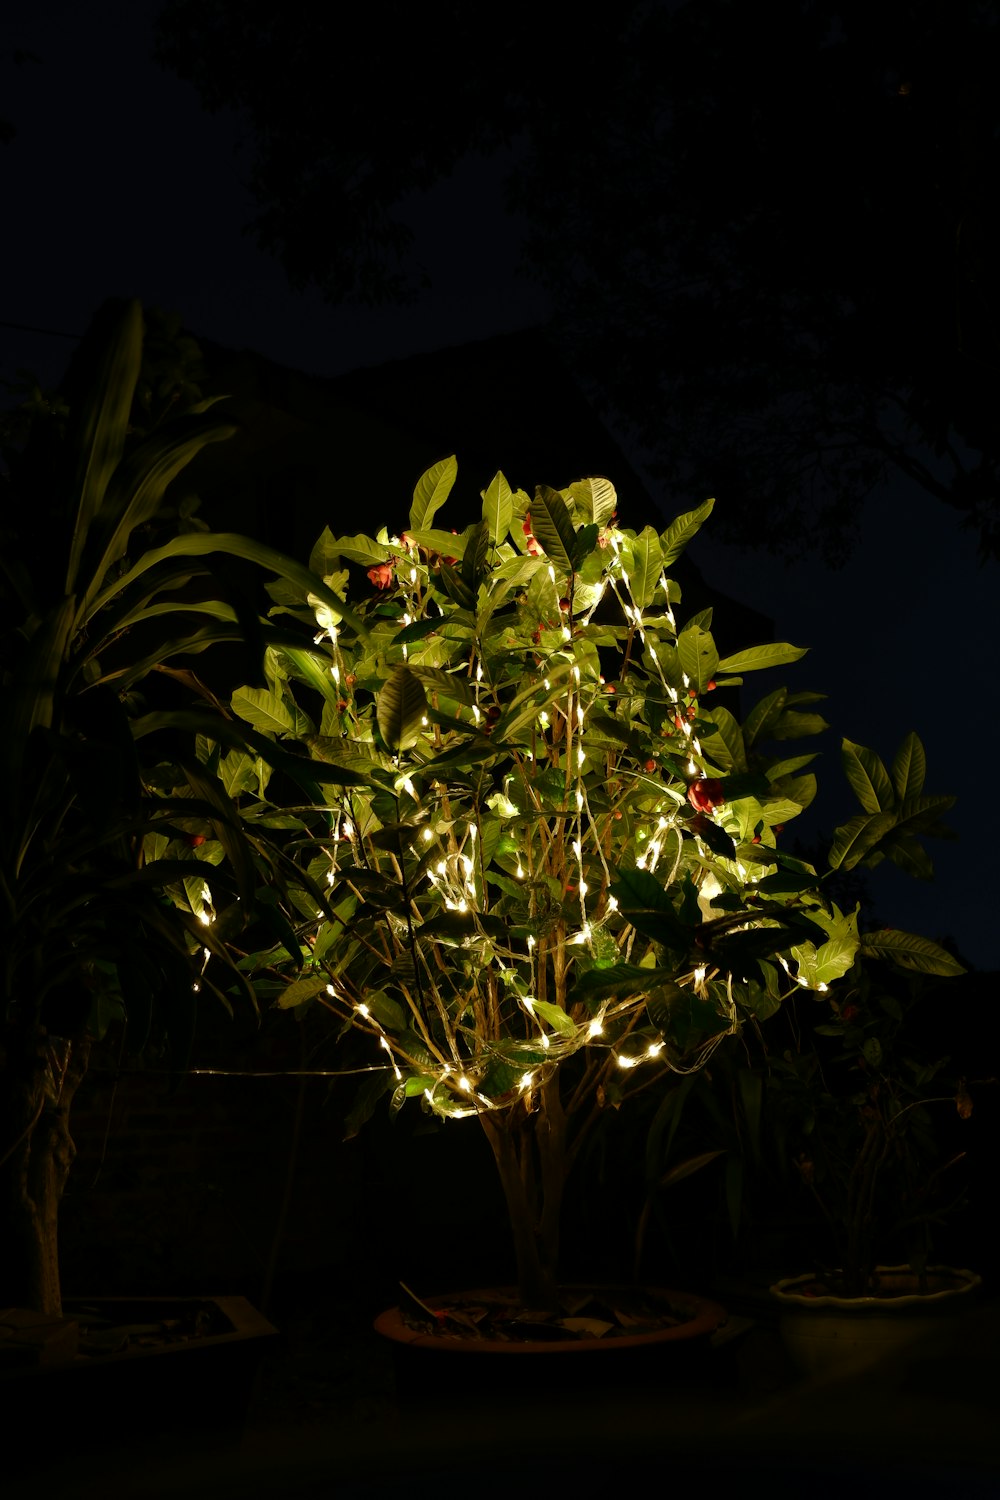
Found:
479,1077 -> 568,1310
0,1029 -> 90,1316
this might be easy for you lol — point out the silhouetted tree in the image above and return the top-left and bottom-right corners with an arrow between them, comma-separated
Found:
154,0 -> 1000,560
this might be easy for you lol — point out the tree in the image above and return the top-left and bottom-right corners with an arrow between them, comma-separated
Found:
154,0 -> 1000,560
0,300 -> 355,1314
218,459 -> 960,1307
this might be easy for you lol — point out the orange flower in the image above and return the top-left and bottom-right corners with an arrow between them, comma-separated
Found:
367,559 -> 396,588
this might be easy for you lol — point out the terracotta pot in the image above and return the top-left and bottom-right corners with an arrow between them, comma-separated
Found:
770,1265 -> 981,1377
375,1285 -> 727,1400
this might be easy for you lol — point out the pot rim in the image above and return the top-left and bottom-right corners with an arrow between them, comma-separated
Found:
374,1284 -> 726,1354
769,1264 -> 981,1311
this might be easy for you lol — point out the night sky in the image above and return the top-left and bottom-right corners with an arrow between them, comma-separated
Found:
3,0 -> 995,970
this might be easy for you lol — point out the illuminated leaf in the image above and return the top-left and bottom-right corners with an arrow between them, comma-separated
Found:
410,454 -> 457,531
377,665 -> 429,753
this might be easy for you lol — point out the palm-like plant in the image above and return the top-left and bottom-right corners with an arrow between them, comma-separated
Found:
0,300 -> 357,1315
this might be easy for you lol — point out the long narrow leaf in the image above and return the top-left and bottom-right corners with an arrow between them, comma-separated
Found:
84,533 -> 370,640
79,418 -> 236,619
64,298 -> 143,594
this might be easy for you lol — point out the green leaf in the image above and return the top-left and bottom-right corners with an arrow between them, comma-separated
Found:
365,989 -> 408,1029
568,475 -> 617,527
677,624 -> 719,694
891,732 -> 927,802
790,904 -> 860,986
391,617 -> 446,648
377,665 -> 428,753
570,523 -> 600,571
276,974 -> 329,1010
82,419 -> 238,612
771,709 -> 829,740
857,930 -> 965,978
407,665 -> 472,704
828,811 -> 897,870
65,298 -> 143,594
743,688 -> 787,748
529,998 -> 577,1038
842,738 -> 894,813
702,706 -> 747,773
885,836 -> 934,880
530,485 -> 576,572
461,518 -> 491,591
323,532 -> 388,567
482,470 -> 513,546
627,527 -> 663,609
85,533 -> 369,641
570,964 -> 683,1004
716,641 -> 808,673
405,527 -> 467,559
659,498 -> 714,567
309,526 -> 340,577
232,687 -> 295,735
410,454 -> 457,531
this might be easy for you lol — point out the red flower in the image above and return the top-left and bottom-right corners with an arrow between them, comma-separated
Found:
687,778 -> 725,813
367,559 -> 396,588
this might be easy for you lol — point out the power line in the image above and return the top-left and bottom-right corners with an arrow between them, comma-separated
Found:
1,318 -> 82,340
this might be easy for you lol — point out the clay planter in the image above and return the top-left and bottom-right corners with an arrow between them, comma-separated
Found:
770,1265 -> 981,1377
1,1295 -> 276,1464
375,1285 -> 727,1403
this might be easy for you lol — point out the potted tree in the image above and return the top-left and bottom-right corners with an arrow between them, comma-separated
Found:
762,928 -> 980,1374
221,457 -> 962,1359
0,299 -> 361,1440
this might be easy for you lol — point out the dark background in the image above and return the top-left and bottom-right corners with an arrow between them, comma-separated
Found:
2,0 -> 995,973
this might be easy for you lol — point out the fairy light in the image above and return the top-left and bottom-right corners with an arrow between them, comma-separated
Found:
606,894 -> 619,914
587,1018 -> 603,1038
422,828 -> 434,842
519,1072 -> 535,1092
379,1035 -> 402,1080
617,1053 -> 640,1070
458,1075 -> 472,1092
515,859 -> 525,879
646,1041 -> 665,1059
